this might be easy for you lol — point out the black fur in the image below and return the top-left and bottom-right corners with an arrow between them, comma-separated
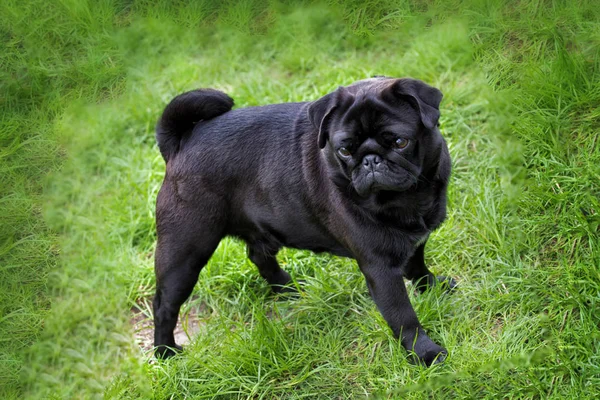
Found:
153,77 -> 454,366
156,89 -> 234,161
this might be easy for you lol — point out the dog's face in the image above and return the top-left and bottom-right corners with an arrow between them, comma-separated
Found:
308,78 -> 444,198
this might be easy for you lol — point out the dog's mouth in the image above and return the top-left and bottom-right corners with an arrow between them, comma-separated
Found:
352,169 -> 417,197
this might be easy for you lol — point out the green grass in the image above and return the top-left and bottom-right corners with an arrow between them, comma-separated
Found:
1,0 -> 599,398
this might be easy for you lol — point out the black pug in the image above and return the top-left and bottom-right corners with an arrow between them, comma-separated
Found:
153,76 -> 455,366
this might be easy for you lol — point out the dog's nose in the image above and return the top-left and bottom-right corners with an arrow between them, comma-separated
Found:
363,154 -> 382,169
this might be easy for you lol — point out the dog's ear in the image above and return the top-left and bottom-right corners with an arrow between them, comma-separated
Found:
384,78 -> 443,130
308,87 -> 352,149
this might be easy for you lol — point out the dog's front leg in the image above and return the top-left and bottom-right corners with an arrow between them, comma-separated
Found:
359,262 -> 447,366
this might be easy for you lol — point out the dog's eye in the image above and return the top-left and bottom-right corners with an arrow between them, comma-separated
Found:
338,147 -> 351,158
395,138 -> 409,149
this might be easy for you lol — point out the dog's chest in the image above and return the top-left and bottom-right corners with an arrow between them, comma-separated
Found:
371,196 -> 442,246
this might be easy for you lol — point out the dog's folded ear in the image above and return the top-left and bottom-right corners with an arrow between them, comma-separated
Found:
383,79 -> 443,130
308,86 -> 353,149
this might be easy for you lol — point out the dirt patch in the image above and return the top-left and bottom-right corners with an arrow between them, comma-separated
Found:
131,302 -> 206,353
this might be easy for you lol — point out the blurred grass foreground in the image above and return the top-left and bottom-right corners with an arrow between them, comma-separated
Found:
1,0 -> 599,398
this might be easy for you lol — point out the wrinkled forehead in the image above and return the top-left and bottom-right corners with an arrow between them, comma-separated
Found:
338,93 -> 420,133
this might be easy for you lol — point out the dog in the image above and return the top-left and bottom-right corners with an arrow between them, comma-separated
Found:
152,77 -> 455,366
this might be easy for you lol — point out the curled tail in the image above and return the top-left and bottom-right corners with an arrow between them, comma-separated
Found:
156,89 -> 234,162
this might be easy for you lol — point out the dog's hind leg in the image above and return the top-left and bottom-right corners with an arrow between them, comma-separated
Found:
153,191 -> 225,358
246,241 -> 293,293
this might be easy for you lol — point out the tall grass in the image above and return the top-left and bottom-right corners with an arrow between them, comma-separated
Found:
1,0 -> 598,398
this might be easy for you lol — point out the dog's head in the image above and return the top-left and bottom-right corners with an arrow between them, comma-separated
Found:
308,77 -> 445,197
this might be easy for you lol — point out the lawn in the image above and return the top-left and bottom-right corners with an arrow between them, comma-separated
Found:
1,0 -> 599,398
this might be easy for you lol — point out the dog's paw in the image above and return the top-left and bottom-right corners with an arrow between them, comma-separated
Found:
413,275 -> 457,294
436,276 -> 458,293
272,280 -> 305,301
271,272 -> 305,297
268,270 -> 295,293
272,282 -> 297,294
154,344 -> 183,359
417,346 -> 448,366
406,332 -> 448,367
411,342 -> 448,367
